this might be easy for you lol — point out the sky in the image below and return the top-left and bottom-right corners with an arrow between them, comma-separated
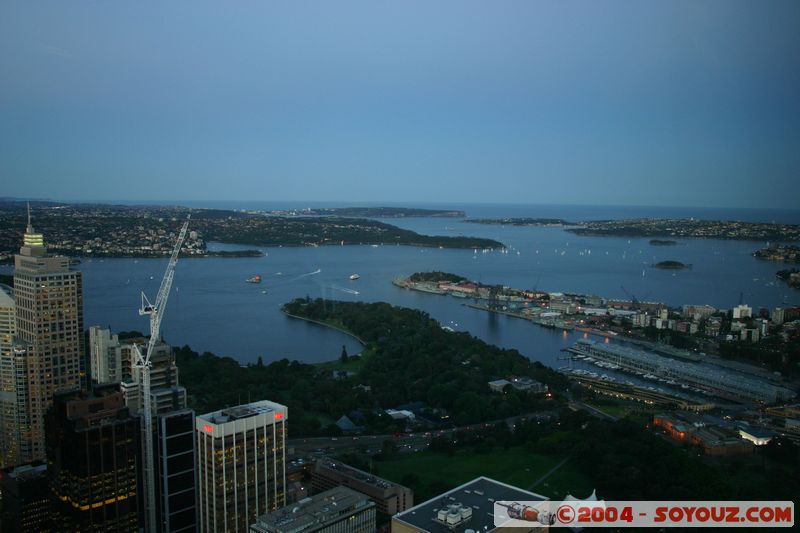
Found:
1,1 -> 799,208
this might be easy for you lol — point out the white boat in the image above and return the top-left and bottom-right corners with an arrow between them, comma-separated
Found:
349,274 -> 360,280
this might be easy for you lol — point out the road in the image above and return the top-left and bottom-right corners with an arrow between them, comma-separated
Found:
287,411 -> 557,457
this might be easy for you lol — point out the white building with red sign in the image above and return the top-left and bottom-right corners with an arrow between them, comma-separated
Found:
196,400 -> 288,532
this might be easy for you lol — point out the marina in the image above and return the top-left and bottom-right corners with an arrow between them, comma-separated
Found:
568,339 -> 796,404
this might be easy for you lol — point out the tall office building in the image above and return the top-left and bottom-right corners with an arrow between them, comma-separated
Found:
13,207 -> 85,462
120,337 -> 185,416
0,461 -> 53,533
196,400 -> 288,532
89,328 -> 187,416
46,384 -> 139,532
89,325 -> 122,384
156,408 -> 198,532
0,284 -> 30,468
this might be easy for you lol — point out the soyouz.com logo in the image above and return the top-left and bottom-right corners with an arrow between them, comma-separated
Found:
493,500 -> 794,528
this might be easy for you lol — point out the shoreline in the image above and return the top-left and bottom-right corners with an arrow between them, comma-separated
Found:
281,309 -> 366,355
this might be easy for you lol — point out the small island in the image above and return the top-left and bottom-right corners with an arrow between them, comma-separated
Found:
649,239 -> 678,246
653,260 -> 691,270
464,217 -> 576,226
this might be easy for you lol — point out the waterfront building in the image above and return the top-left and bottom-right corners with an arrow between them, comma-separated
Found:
391,477 -> 548,533
681,304 -> 717,320
312,458 -> 413,517
772,307 -> 785,325
46,384 -> 139,532
89,325 -> 122,384
653,413 -> 754,456
249,486 -> 375,533
196,400 -> 288,532
12,208 -> 85,462
156,408 -> 198,533
0,461 -> 53,532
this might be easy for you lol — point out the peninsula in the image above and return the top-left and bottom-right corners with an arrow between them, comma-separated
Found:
464,217 -> 576,226
0,201 -> 502,259
567,218 -> 800,241
754,245 -> 800,263
267,206 -> 465,218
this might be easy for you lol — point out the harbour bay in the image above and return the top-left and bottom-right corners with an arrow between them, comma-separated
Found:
4,203 -> 798,367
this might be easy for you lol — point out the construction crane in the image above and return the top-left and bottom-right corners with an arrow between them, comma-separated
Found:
133,218 -> 189,533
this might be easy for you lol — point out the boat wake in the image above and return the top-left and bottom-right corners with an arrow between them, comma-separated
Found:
329,285 -> 359,295
290,268 -> 322,281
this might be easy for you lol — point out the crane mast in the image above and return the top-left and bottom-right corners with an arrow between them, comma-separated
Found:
134,218 -> 189,533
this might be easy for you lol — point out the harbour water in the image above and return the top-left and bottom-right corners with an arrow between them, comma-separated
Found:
3,203 -> 798,366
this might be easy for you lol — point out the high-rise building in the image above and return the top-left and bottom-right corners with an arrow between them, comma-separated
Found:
0,284 -> 31,468
90,327 -> 187,416
118,336 -> 186,416
156,408 -> 198,533
89,325 -> 122,384
46,384 -> 140,532
249,486 -> 376,533
0,461 -> 53,533
196,400 -> 288,532
13,207 -> 85,462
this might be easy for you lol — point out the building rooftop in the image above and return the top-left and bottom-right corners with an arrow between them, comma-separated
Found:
251,486 -> 373,533
3,462 -> 47,481
316,458 -> 402,491
392,477 -> 547,533
197,399 -> 286,426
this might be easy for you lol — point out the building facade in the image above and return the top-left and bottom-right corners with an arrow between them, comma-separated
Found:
156,408 -> 198,533
0,461 -> 53,532
13,211 -> 85,462
89,326 -> 122,384
46,384 -> 139,532
196,400 -> 288,532
249,486 -> 375,533
313,458 -> 413,517
0,285 -> 32,468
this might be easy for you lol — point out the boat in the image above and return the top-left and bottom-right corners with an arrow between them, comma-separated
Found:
246,274 -> 262,283
349,274 -> 360,280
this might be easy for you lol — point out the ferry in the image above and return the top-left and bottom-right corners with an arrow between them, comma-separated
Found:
349,274 -> 360,280
246,274 -> 262,283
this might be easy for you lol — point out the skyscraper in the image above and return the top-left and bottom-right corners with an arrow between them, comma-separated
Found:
11,206 -> 84,462
46,384 -> 140,532
89,328 -> 187,416
0,461 -> 53,532
196,400 -> 288,532
89,325 -> 122,384
0,283 -> 29,468
156,408 -> 198,532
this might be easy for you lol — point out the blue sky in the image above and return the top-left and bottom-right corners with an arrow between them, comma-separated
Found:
1,1 -> 798,208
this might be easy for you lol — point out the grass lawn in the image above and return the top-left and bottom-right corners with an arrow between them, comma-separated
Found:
373,446 -> 594,501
